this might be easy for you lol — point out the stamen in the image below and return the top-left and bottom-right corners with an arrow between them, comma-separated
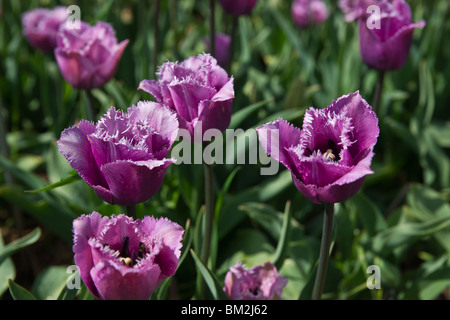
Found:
323,149 -> 336,161
120,236 -> 129,258
120,257 -> 132,267
138,242 -> 146,258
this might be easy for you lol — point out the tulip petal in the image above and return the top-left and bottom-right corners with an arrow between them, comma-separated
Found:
99,159 -> 175,206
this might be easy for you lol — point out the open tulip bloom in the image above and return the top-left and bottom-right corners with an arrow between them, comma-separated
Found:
55,21 -> 129,89
73,212 -> 184,300
257,91 -> 379,204
57,101 -> 179,206
138,53 -> 234,138
224,261 -> 287,300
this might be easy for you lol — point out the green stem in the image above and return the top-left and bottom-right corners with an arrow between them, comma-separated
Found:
312,202 -> 334,300
201,162 -> 214,267
126,205 -> 137,220
227,15 -> 238,74
372,70 -> 385,113
84,90 -> 95,121
209,0 -> 216,58
153,0 -> 160,75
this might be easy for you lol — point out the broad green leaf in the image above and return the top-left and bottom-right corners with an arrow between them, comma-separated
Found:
229,98 -> 274,129
0,230 -> 15,297
25,173 -> 80,194
190,249 -> 228,300
8,279 -> 37,300
31,266 -> 75,300
271,201 -> 292,269
0,227 -> 41,265
372,215 -> 450,252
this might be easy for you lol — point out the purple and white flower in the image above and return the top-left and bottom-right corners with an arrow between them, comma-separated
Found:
257,91 -> 379,204
224,261 -> 287,300
73,212 -> 184,300
57,101 -> 179,206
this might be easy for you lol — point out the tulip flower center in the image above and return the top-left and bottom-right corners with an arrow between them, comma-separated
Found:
306,139 -> 341,162
117,236 -> 147,267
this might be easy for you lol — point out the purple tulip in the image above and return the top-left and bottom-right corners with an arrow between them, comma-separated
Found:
257,92 -> 379,204
138,53 -> 234,137
73,212 -> 184,300
22,6 -> 69,53
218,0 -> 258,17
224,261 -> 287,300
204,33 -> 232,68
54,21 -> 129,89
57,101 -> 179,206
358,0 -> 425,71
292,0 -> 329,28
338,0 -> 376,22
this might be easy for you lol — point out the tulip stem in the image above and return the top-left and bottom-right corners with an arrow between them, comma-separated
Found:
209,0 -> 215,57
84,90 -> 95,121
153,0 -> 160,75
126,205 -> 137,219
227,15 -> 238,74
372,70 -> 385,113
201,162 -> 214,268
312,202 -> 334,300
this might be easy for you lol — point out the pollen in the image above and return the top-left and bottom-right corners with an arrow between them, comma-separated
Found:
120,257 -> 132,267
323,149 -> 336,161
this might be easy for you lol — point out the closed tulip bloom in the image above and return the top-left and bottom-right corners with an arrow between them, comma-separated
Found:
292,0 -> 329,28
55,21 -> 129,89
138,53 -> 234,137
257,92 -> 379,204
224,261 -> 287,300
57,101 -> 179,206
358,0 -> 425,71
218,0 -> 258,17
204,33 -> 231,68
73,212 -> 184,300
22,6 -> 69,53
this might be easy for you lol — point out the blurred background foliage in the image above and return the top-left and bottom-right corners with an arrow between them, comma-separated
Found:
0,0 -> 449,300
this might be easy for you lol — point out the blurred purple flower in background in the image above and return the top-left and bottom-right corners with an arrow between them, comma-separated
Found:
292,0 -> 329,28
224,261 -> 287,300
204,33 -> 231,68
257,92 -> 379,204
358,0 -> 426,71
73,212 -> 184,300
139,53 -> 234,137
55,21 -> 129,89
218,0 -> 258,17
22,6 -> 69,53
57,101 -> 179,206
338,0 -> 377,22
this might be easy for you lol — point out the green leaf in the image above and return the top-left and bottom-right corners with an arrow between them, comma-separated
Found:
271,201 -> 292,269
25,173 -> 80,194
0,230 -> 15,297
8,279 -> 37,300
190,249 -> 228,300
0,227 -> 41,265
229,98 -> 274,129
372,215 -> 450,252
31,266 -> 75,300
